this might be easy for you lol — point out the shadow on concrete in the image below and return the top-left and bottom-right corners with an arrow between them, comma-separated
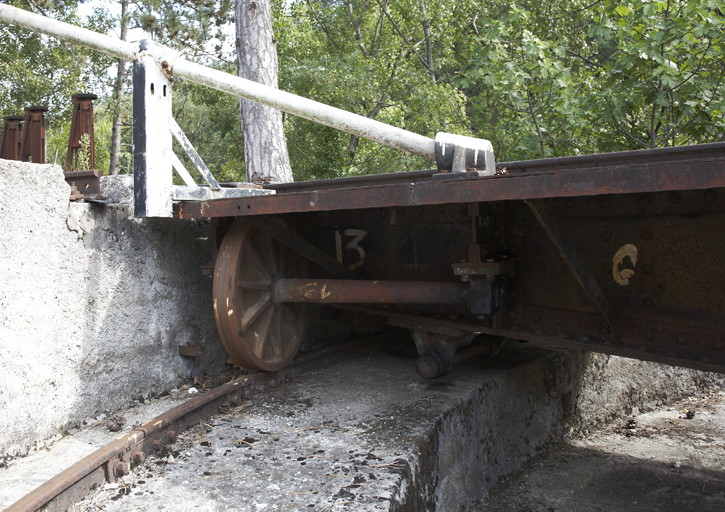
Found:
482,443 -> 725,512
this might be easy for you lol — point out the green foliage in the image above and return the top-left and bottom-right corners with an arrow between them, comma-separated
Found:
588,0 -> 725,149
0,0 -> 115,163
171,70 -> 246,184
459,0 -> 724,160
76,132 -> 91,170
276,0 -> 473,179
3,0 -> 721,178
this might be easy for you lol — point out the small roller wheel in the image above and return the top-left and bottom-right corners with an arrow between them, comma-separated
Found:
213,219 -> 308,371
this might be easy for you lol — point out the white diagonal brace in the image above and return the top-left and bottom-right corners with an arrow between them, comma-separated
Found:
168,117 -> 221,191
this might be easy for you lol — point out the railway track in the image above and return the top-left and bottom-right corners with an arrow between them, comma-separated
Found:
3,334 -> 399,512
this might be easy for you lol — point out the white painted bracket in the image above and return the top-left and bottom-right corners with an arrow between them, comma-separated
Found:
132,40 -> 274,218
132,49 -> 173,217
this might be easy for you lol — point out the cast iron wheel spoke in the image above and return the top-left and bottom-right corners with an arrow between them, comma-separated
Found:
244,242 -> 271,282
240,293 -> 272,331
262,310 -> 285,361
250,305 -> 275,359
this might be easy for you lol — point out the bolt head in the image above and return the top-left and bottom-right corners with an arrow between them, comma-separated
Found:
115,461 -> 130,477
132,451 -> 145,464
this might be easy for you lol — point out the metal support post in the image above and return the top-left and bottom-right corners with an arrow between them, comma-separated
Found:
66,93 -> 98,171
19,106 -> 48,164
0,115 -> 24,161
132,48 -> 173,217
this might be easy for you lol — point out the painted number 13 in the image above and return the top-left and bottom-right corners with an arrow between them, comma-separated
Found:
335,229 -> 368,270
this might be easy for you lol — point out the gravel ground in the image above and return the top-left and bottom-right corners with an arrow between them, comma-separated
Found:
481,391 -> 725,512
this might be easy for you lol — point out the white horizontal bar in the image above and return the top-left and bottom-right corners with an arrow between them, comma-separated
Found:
172,186 -> 275,201
0,4 -> 436,161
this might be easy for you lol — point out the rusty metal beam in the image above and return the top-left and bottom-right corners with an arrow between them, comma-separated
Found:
175,144 -> 725,219
273,278 -> 468,304
334,305 -> 725,374
244,216 -> 363,280
526,199 -> 619,343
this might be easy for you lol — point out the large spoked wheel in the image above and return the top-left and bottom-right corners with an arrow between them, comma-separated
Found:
213,219 -> 308,371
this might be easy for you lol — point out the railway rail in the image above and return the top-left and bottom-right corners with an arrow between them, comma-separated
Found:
2,334 -> 404,512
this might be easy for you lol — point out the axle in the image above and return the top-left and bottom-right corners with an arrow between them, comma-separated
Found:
273,278 -> 469,304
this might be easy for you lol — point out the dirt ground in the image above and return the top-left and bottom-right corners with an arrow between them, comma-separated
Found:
481,391 -> 725,512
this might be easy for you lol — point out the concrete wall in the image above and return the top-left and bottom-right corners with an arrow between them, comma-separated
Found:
0,160 -> 228,459
399,349 -> 725,511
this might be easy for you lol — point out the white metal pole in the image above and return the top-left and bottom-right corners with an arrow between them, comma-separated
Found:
0,4 -> 436,161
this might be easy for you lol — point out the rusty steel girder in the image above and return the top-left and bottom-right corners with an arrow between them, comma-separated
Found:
202,143 -> 725,376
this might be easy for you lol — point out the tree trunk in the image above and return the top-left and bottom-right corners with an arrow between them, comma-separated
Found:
109,0 -> 129,176
236,0 -> 293,184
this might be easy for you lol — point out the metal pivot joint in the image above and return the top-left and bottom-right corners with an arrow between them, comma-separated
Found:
434,133 -> 496,177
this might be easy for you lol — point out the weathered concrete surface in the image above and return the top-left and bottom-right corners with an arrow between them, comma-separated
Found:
58,343 -> 725,512
0,160 -> 228,461
482,391 -> 725,511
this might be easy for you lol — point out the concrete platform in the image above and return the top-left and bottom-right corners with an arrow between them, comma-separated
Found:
41,341 -> 722,512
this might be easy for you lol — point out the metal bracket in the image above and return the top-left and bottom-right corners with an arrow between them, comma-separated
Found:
132,40 -> 273,218
526,199 -> 619,343
433,133 -> 496,178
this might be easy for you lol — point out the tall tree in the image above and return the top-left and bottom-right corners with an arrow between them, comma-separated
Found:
108,0 -> 129,175
236,0 -> 293,183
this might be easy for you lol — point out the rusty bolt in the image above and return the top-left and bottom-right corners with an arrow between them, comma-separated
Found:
643,330 -> 655,341
676,334 -> 688,346
115,461 -> 130,477
532,313 -> 541,323
600,230 -> 612,242
151,438 -> 164,451
161,60 -> 169,69
670,192 -> 682,204
643,297 -> 654,307
703,190 -> 717,202
166,430 -> 178,444
132,451 -> 145,465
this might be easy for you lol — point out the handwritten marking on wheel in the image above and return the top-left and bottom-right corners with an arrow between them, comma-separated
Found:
613,244 -> 638,286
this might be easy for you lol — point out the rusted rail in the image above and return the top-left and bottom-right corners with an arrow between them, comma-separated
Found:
3,333 -> 398,512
